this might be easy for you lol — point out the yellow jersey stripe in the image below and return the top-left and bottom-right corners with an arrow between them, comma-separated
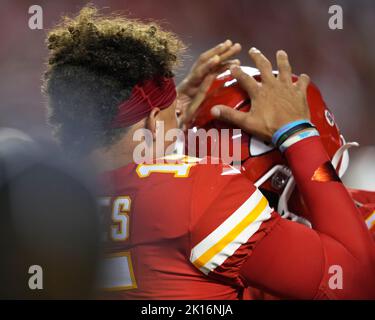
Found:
366,210 -> 375,229
192,196 -> 268,270
191,190 -> 264,258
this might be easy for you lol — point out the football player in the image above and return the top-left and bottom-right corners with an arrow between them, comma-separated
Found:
42,6 -> 375,299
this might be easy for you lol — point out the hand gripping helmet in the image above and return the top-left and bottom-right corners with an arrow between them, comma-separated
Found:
188,67 -> 357,226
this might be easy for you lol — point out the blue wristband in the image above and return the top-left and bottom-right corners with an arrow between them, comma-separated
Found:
279,128 -> 319,153
272,120 -> 313,146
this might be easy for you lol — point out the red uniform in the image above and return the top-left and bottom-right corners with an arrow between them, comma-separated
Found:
98,137 -> 375,299
349,189 -> 375,240
248,188 -> 375,300
99,156 -> 278,299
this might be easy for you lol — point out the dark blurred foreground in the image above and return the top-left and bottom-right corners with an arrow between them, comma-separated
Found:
0,129 -> 100,299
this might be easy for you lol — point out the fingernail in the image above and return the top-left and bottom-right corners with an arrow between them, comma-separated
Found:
233,43 -> 242,49
224,39 -> 232,46
249,47 -> 260,54
211,106 -> 221,118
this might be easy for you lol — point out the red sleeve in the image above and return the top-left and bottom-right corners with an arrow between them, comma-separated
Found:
349,188 -> 375,205
189,162 -> 279,287
239,137 -> 375,299
286,137 -> 374,258
348,188 -> 375,239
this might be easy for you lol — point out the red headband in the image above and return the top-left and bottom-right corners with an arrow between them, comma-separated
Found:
110,77 -> 176,128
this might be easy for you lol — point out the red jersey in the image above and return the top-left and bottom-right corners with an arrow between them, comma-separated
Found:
98,156 -> 278,299
97,137 -> 375,300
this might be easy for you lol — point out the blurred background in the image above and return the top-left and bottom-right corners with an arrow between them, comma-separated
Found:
0,0 -> 374,189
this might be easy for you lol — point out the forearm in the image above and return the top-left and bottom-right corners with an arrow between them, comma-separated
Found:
240,137 -> 375,299
285,136 -> 374,259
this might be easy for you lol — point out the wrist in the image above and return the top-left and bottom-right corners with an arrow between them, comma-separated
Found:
279,128 -> 319,153
271,119 -> 314,147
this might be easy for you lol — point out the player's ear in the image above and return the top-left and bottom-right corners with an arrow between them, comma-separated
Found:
146,107 -> 161,139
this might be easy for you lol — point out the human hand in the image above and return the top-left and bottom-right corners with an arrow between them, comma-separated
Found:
211,48 -> 310,142
177,40 -> 241,129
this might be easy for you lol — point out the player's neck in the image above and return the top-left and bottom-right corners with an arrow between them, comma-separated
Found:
88,134 -> 136,172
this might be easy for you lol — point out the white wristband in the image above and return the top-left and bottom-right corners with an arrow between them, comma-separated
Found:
279,128 -> 319,153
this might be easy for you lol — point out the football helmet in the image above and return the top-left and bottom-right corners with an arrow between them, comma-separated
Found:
188,66 -> 357,226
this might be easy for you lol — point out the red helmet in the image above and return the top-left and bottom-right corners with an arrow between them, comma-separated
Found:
188,67 -> 357,224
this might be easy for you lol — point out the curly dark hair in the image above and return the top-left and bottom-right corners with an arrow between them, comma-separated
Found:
42,5 -> 185,156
